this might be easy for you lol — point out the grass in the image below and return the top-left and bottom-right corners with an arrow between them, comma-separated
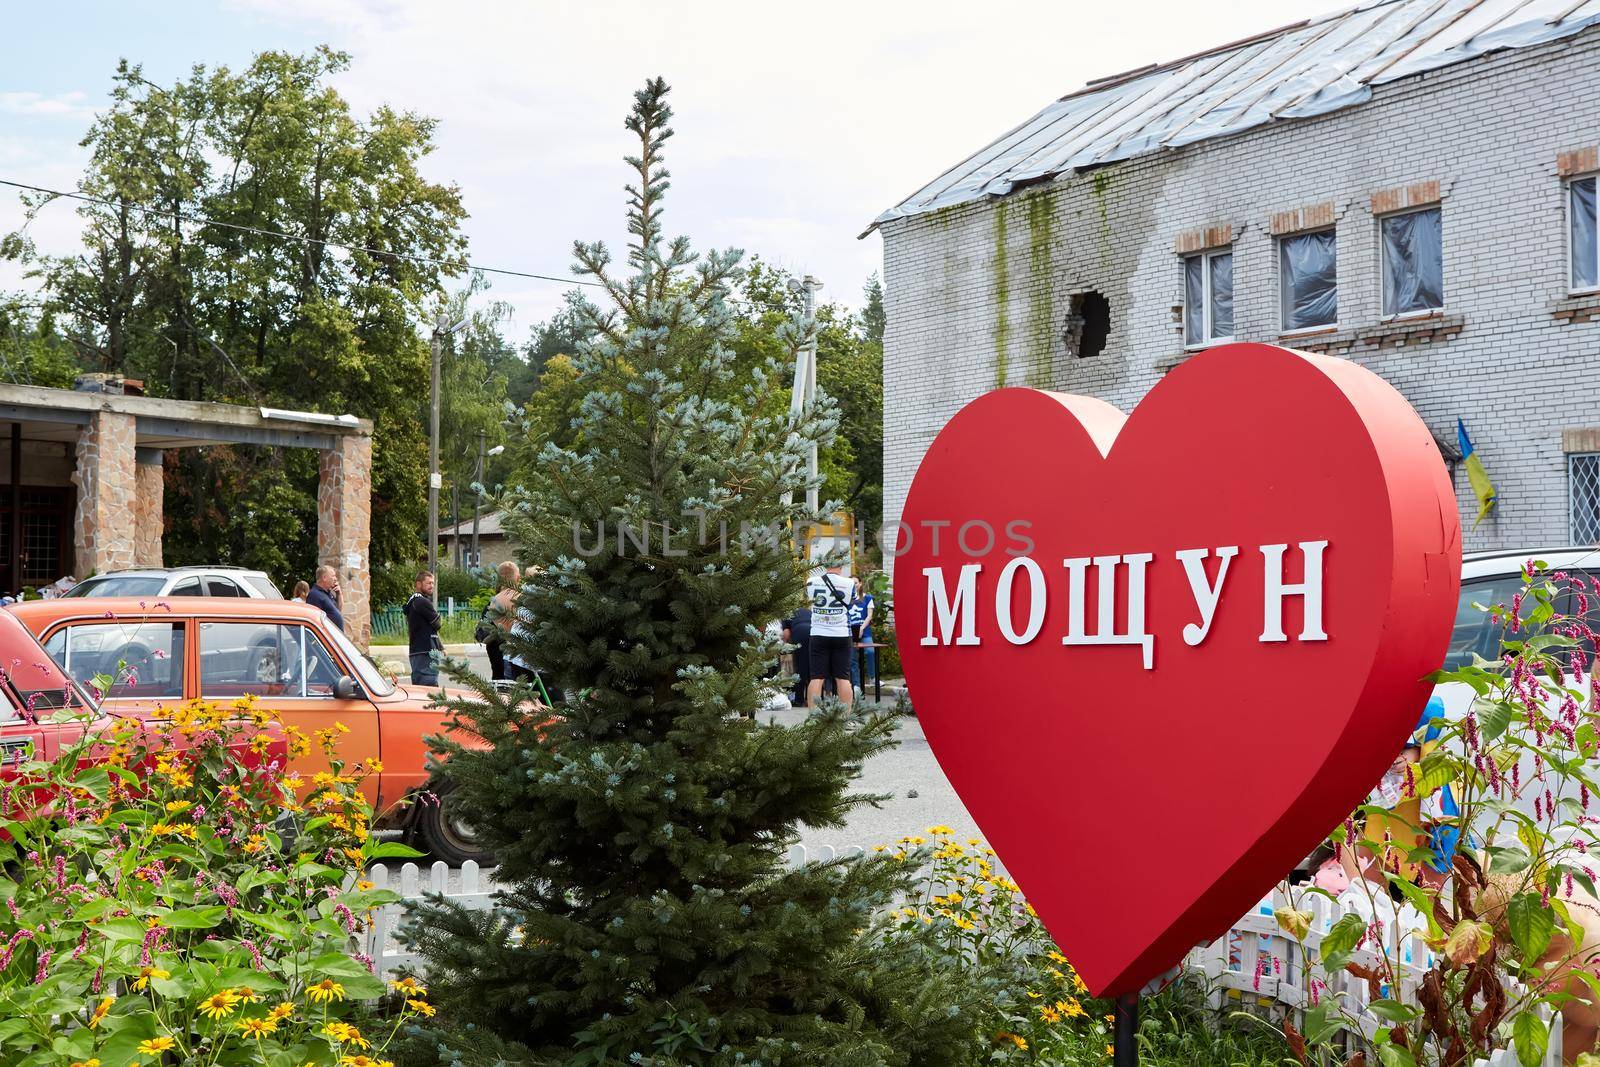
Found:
370,610 -> 482,646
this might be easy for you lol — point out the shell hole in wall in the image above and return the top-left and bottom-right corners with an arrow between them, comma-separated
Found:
1064,291 -> 1111,359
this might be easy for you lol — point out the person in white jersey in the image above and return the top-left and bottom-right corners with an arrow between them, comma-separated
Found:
805,563 -> 854,708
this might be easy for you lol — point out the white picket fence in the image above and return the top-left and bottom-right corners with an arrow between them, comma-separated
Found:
358,846 -> 862,978
1190,886 -> 1562,1067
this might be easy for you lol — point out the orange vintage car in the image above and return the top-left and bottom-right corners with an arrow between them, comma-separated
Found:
9,596 -> 491,865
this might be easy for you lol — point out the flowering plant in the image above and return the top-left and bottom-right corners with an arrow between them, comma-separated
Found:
1275,563 -> 1600,1067
0,695 -> 431,1066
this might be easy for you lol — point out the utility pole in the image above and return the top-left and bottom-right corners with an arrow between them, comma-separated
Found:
473,438 -> 504,570
429,311 -> 468,605
783,275 -> 823,518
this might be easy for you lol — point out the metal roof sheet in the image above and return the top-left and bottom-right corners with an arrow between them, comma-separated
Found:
870,0 -> 1600,232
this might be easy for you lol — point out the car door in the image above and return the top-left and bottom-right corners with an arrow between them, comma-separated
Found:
196,618 -> 380,808
40,619 -> 189,720
206,576 -> 246,598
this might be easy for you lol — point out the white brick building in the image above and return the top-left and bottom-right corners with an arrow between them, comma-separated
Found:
874,0 -> 1600,559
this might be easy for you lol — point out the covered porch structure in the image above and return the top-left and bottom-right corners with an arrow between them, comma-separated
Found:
0,383 -> 375,645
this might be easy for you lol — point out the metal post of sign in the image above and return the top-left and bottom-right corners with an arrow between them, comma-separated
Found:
1114,992 -> 1138,1066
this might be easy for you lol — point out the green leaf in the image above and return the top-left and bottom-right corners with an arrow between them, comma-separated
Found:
1479,699 -> 1514,742
1514,1010 -> 1551,1067
1508,893 -> 1555,963
1367,999 -> 1419,1023
155,905 -> 226,929
1490,846 -> 1533,874
1378,1042 -> 1418,1067
238,911 -> 297,941
364,841 -> 425,860
1320,912 -> 1367,973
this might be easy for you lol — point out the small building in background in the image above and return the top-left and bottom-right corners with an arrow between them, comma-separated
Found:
440,510 -> 514,570
0,378 -> 376,644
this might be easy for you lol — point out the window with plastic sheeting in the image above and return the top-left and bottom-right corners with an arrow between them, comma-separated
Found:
1380,207 -> 1443,317
1572,177 -> 1598,293
1183,249 -> 1234,348
1278,230 -> 1337,331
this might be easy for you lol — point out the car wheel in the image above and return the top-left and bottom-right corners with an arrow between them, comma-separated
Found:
414,781 -> 495,867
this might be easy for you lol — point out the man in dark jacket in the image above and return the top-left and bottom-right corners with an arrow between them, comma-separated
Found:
403,570 -> 442,686
781,606 -> 812,707
306,566 -> 344,632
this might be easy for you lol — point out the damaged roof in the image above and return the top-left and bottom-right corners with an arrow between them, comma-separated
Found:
870,0 -> 1600,232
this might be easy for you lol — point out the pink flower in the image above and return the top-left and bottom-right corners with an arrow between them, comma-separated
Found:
33,949 -> 50,984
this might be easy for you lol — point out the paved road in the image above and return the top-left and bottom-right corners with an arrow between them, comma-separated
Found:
370,645 -> 982,864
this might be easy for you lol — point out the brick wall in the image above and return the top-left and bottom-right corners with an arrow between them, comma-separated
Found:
882,31 -> 1600,566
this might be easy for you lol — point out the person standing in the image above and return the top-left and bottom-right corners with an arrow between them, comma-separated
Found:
848,578 -> 876,697
782,605 -> 813,707
805,564 -> 854,708
306,566 -> 344,632
404,570 -> 443,686
483,560 -> 520,681
290,580 -> 310,603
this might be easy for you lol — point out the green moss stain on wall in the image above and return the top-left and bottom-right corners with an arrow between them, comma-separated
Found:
1090,170 -> 1115,267
1025,191 -> 1055,388
993,199 -> 1010,388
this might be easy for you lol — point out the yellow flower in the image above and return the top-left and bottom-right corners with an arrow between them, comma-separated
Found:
406,998 -> 436,1017
237,1016 -> 278,1037
1105,1044 -> 1114,1057
1040,1005 -> 1062,1023
198,989 -> 240,1019
164,800 -> 191,814
269,1001 -> 295,1020
364,758 -> 384,773
138,1037 -> 177,1054
926,824 -> 954,835
249,732 -> 275,754
243,834 -> 267,855
1059,998 -> 1086,1019
356,879 -> 375,891
390,976 -> 426,996
70,1060 -> 101,1067
323,1021 -> 369,1048
88,995 -> 114,1028
993,1031 -> 1028,1050
307,978 -> 347,1003
338,1057 -> 396,1067
235,986 -> 264,1004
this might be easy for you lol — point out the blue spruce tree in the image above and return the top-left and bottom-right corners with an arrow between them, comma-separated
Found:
398,79 -> 971,1067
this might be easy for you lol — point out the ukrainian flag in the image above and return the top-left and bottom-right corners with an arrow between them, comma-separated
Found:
1457,419 -> 1496,526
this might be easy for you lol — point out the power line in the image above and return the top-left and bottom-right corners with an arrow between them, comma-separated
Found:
0,176 -> 602,289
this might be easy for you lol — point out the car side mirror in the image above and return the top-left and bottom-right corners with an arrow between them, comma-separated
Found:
333,676 -> 362,701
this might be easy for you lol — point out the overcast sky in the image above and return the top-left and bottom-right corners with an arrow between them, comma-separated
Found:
1,0 -> 1337,341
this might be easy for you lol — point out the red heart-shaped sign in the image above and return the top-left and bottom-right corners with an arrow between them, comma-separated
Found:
894,343 -> 1461,996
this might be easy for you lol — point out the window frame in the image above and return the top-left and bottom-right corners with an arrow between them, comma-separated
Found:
1571,452 -> 1600,543
1182,247 -> 1236,350
1569,174 -> 1599,296
1377,204 -> 1445,321
51,620 -> 187,700
197,620 -> 349,700
1277,228 -> 1340,335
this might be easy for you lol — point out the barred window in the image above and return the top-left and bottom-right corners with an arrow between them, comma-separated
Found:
1571,453 -> 1600,543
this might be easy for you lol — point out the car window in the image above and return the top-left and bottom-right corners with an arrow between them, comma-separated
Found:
320,621 -> 395,697
1442,575 -> 1546,671
207,577 -> 244,598
242,574 -> 282,598
49,622 -> 186,699
171,577 -> 204,596
63,575 -> 166,598
199,622 -> 339,698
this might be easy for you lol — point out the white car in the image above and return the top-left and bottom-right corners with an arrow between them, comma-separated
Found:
62,566 -> 282,600
1434,546 -> 1600,820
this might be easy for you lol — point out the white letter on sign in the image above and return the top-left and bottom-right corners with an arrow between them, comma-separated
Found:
922,564 -> 981,646
995,557 -> 1046,645
1260,541 -> 1329,643
1061,554 -> 1155,669
1176,546 -> 1239,646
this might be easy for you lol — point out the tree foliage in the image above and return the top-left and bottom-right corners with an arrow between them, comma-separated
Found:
401,79 -> 961,1067
5,48 -> 467,601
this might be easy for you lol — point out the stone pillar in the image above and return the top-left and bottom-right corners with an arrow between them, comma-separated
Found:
71,409 -> 138,578
132,448 -> 165,567
317,433 -> 373,648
